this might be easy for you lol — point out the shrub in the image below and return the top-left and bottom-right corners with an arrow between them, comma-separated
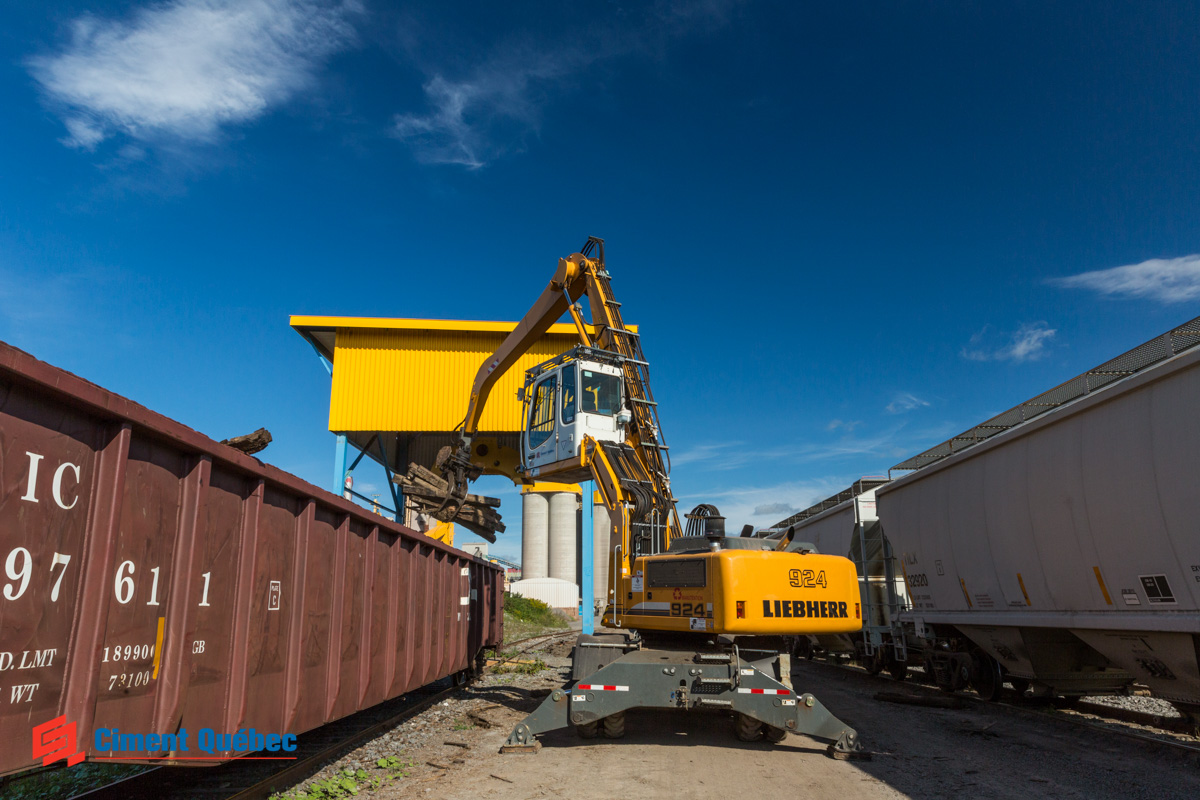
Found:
503,593 -> 567,628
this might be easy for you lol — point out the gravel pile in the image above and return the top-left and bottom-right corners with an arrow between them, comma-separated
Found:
1084,693 -> 1183,718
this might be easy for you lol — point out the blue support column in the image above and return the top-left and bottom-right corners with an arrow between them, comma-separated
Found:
581,481 -> 594,634
333,434 -> 348,496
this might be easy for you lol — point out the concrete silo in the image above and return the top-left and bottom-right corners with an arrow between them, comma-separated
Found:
593,490 -> 610,612
520,489 -> 549,580
548,489 -> 579,584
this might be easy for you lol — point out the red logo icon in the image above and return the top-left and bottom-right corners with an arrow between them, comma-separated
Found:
32,716 -> 85,767
673,588 -> 682,600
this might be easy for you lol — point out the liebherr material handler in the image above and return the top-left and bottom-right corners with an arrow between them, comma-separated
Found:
424,238 -> 867,756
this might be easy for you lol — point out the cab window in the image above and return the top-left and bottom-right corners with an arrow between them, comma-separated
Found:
528,376 -> 556,448
561,365 -> 577,424
581,370 -> 621,415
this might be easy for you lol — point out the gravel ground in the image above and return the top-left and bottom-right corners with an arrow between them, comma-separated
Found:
799,660 -> 1200,800
269,639 -> 575,798
271,639 -> 1200,800
1084,693 -> 1183,717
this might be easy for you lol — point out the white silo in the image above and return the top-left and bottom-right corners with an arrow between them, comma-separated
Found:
548,490 -> 578,585
521,490 -> 549,580
592,491 -> 610,611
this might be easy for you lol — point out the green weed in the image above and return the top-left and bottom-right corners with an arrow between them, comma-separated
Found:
270,762 -> 413,799
492,657 -> 548,675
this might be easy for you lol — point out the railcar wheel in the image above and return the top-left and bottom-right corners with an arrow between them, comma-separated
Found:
970,648 -> 1002,702
601,712 -> 626,739
1174,708 -> 1200,737
925,655 -> 956,692
733,712 -> 763,742
575,720 -> 599,739
764,724 -> 788,743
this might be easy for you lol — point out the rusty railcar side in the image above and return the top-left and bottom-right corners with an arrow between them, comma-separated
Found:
0,341 -> 503,776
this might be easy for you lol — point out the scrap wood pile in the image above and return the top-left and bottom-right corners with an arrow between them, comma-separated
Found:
395,463 -> 505,542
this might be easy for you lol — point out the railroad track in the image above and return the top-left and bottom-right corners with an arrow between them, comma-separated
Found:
801,656 -> 1200,757
62,629 -> 578,800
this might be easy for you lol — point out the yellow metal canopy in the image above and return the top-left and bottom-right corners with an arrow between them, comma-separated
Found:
290,315 -> 637,475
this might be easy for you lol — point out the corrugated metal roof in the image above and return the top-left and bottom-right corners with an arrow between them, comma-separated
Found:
290,316 -> 637,435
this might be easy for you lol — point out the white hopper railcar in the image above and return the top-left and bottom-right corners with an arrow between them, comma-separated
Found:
879,315 -> 1200,720
770,315 -> 1200,727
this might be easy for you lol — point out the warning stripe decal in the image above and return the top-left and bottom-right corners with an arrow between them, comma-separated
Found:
736,688 -> 791,695
576,684 -> 630,691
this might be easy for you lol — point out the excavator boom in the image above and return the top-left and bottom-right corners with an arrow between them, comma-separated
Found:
421,238 -> 679,546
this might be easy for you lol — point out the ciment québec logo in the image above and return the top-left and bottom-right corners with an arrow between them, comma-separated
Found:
32,716 -> 85,767
30,716 -> 300,768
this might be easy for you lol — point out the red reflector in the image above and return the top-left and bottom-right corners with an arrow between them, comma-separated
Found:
855,603 -> 861,620
736,600 -> 745,619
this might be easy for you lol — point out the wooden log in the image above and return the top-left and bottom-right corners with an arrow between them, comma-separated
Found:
395,461 -> 506,541
220,428 -> 272,455
401,487 -> 501,508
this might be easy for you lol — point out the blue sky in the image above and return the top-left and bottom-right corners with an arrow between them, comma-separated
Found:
3,1 -> 1199,561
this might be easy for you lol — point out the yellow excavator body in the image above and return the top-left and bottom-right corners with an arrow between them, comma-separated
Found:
604,550 -> 862,636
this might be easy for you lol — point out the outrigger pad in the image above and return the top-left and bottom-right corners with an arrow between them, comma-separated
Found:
503,721 -> 538,752
828,730 -> 871,761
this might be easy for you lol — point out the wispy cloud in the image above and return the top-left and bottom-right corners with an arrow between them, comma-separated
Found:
28,0 -> 359,150
669,421 -> 959,479
961,322 -> 1055,363
753,502 -> 795,517
0,260 -> 143,359
392,59 -> 567,169
885,393 -> 929,414
391,3 -> 732,168
1050,255 -> 1200,304
826,419 -> 862,432
678,478 -> 849,532
671,441 -> 746,468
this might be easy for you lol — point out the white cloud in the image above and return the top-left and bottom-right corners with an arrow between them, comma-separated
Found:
753,502 -> 795,517
28,0 -> 358,149
1050,255 -> 1200,304
391,3 -> 733,168
961,322 -> 1055,363
826,419 -> 862,432
392,60 -> 568,169
885,393 -> 930,414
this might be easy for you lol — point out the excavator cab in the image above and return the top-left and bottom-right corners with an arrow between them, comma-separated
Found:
520,347 -> 631,477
